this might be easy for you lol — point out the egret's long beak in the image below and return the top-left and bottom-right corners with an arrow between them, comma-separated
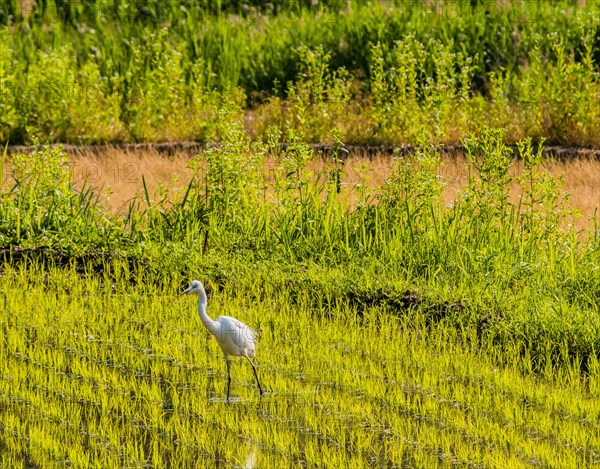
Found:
181,286 -> 192,295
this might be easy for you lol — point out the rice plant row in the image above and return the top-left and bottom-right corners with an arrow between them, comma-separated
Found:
1,267 -> 600,468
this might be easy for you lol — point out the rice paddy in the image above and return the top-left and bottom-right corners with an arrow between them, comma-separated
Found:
2,1 -> 600,467
2,268 -> 600,468
1,118 -> 599,468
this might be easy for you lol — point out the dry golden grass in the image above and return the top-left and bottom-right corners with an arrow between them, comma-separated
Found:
67,148 -> 196,213
348,154 -> 599,233
4,148 -> 599,232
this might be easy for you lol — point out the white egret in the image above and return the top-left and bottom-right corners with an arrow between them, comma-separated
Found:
181,280 -> 264,402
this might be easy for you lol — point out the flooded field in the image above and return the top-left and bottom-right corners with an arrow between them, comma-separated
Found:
2,269 -> 599,468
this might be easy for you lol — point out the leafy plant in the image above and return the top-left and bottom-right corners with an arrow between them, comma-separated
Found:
0,144 -> 117,250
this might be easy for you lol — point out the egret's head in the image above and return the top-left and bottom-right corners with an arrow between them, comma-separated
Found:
181,280 -> 203,295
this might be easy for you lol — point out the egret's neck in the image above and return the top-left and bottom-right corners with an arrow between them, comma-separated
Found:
196,289 -> 214,329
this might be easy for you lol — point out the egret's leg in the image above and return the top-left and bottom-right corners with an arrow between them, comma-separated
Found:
225,357 -> 232,403
245,357 -> 263,396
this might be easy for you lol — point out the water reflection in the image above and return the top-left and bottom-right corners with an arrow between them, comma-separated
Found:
208,396 -> 242,404
244,445 -> 258,469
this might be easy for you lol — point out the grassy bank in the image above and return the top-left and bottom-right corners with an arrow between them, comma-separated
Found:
52,143 -> 600,232
1,1 -> 599,145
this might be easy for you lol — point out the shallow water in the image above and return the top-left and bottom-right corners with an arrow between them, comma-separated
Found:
1,275 -> 599,468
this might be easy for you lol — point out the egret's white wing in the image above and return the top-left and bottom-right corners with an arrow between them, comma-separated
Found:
219,315 -> 257,336
214,315 -> 258,357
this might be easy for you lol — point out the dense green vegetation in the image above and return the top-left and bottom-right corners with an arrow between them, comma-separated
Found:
1,122 -> 598,367
1,0 -> 599,145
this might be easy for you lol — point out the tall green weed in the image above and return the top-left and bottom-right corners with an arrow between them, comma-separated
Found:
0,145 -> 117,250
2,1 -> 599,145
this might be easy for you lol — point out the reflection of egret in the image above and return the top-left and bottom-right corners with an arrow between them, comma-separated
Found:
244,445 -> 258,469
182,280 -> 263,402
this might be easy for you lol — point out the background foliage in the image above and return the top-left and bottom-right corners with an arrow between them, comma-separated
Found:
1,0 -> 599,145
